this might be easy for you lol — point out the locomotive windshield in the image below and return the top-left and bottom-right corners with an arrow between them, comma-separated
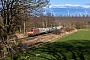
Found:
30,29 -> 33,31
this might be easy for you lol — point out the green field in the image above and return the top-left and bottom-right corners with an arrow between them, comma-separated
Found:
56,29 -> 90,42
4,29 -> 90,60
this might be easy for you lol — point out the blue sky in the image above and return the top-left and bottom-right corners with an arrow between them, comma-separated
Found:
50,0 -> 90,6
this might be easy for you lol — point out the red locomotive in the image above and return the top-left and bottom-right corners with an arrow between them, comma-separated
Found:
28,28 -> 39,36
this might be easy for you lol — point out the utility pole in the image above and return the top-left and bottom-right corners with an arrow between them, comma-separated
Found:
24,21 -> 25,35
43,21 -> 45,28
24,0 -> 26,36
59,22 -> 61,26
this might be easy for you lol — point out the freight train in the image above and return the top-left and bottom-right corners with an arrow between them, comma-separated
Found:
28,26 -> 63,37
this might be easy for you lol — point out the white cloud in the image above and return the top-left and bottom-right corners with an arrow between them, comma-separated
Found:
48,4 -> 90,9
55,4 -> 80,7
81,5 -> 90,8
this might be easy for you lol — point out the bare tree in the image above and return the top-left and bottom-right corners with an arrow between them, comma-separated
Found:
0,0 -> 50,58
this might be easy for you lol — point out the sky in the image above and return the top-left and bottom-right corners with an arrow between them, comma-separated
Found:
50,0 -> 90,6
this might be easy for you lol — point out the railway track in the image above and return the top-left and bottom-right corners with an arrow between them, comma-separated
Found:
17,33 -> 53,50
18,36 -> 37,41
18,33 -> 52,41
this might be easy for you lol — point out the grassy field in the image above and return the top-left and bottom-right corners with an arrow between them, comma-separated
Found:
56,29 -> 90,42
3,29 -> 90,60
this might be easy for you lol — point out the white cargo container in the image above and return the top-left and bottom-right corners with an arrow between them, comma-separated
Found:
38,28 -> 46,33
